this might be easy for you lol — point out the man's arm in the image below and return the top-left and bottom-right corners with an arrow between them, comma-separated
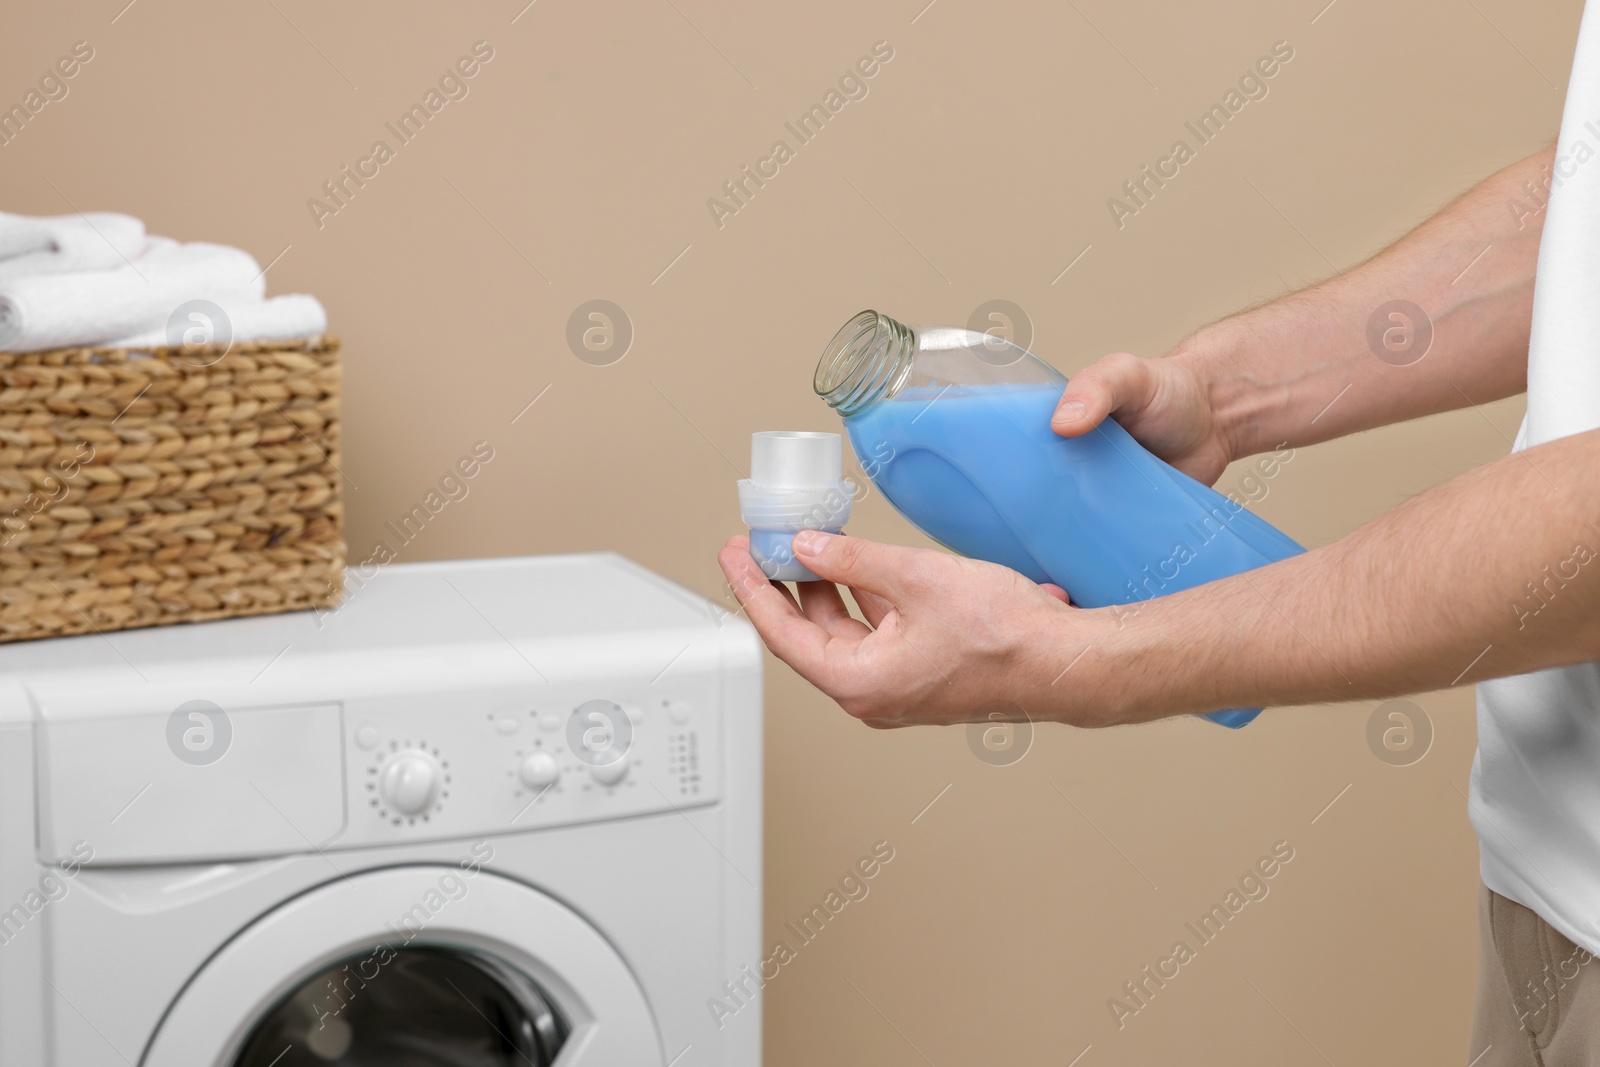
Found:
1053,147 -> 1554,481
718,425 -> 1600,729
1040,425 -> 1600,723
716,147 -> 1591,728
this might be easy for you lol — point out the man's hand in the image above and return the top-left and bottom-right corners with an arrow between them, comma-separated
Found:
1051,348 -> 1236,485
717,531 -> 1122,729
715,148 -> 1580,731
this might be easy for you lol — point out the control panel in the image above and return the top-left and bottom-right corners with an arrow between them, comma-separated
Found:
339,682 -> 721,848
23,554 -> 752,867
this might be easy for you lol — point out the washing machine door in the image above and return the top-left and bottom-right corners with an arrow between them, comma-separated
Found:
142,867 -> 663,1067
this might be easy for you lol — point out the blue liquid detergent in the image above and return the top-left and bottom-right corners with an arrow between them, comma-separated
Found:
749,525 -> 843,582
844,383 -> 1304,728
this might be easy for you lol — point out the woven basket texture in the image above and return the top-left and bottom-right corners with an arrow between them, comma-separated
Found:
0,338 -> 344,643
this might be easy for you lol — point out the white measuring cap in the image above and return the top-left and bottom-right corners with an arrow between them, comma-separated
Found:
750,431 -> 842,489
737,431 -> 853,531
738,431 -> 853,581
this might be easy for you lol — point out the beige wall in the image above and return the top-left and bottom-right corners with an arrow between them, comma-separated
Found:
5,0 -> 1583,1060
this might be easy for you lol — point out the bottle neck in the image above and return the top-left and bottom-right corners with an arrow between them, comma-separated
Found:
814,310 -> 916,416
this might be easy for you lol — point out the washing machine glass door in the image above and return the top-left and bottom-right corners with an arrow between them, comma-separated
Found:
142,867 -> 663,1067
231,945 -> 565,1066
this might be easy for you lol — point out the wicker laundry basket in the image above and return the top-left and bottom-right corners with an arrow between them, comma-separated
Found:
0,338 -> 344,642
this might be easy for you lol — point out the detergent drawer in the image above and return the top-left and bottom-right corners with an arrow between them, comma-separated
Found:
34,695 -> 345,866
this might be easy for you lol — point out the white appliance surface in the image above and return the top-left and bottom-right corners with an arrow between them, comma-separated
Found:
0,553 -> 763,1067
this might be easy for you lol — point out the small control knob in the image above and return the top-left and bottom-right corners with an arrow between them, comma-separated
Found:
590,758 -> 629,787
518,751 -> 561,790
380,750 -> 441,815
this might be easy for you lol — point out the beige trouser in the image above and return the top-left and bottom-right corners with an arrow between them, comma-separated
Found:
1473,883 -> 1600,1066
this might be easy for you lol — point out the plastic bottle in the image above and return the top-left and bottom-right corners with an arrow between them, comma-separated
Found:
738,431 -> 854,581
813,310 -> 1305,728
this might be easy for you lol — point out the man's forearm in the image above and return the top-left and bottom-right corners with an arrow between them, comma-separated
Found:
1172,147 -> 1552,459
1047,425 -> 1600,722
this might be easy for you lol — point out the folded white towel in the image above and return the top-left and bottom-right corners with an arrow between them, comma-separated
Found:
0,241 -> 264,352
107,294 -> 327,350
0,212 -> 146,276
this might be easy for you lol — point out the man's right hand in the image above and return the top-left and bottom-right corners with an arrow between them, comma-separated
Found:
1049,346 -> 1237,486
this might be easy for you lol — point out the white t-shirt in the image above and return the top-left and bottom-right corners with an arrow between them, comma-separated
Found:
1471,0 -> 1600,953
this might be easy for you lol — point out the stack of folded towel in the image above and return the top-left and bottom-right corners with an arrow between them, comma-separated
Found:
0,211 -> 327,354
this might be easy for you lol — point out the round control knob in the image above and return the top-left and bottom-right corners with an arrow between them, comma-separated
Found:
590,758 -> 629,787
518,751 -> 561,790
379,750 -> 441,815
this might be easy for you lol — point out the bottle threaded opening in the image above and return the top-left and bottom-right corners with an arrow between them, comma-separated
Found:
814,310 -> 915,416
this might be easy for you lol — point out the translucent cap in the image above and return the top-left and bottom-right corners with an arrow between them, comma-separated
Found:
749,431 -> 842,488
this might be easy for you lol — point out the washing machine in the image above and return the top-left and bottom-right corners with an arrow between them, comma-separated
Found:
0,553 -> 762,1066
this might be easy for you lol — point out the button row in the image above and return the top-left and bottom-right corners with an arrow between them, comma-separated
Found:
517,750 -> 629,789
